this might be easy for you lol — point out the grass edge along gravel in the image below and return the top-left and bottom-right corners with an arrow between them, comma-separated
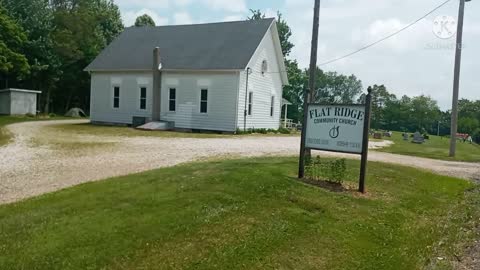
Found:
0,157 -> 479,269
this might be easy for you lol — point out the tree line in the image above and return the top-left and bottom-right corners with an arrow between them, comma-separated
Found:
248,10 -> 479,143
0,0 -> 123,113
1,5 -> 478,142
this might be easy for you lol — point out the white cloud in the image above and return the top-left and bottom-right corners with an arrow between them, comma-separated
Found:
282,0 -> 480,109
115,0 -> 169,9
122,8 -> 169,26
174,12 -> 194,25
223,15 -> 244,22
175,0 -> 193,7
202,0 -> 246,13
114,0 -> 479,109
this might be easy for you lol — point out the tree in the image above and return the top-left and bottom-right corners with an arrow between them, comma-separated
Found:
134,14 -> 155,27
367,85 -> 397,129
48,0 -> 124,112
410,95 -> 440,133
283,60 -> 307,122
312,69 -> 363,104
247,9 -> 266,20
458,117 -> 479,135
275,12 -> 293,56
1,0 -> 61,112
0,6 -> 30,83
248,10 -> 294,57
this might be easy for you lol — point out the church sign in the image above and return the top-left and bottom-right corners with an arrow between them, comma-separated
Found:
305,105 -> 366,154
298,88 -> 373,193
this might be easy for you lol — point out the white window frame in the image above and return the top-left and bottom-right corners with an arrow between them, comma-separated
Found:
139,86 -> 147,110
200,88 -> 208,114
169,88 -> 176,112
248,92 -> 253,116
112,85 -> 120,109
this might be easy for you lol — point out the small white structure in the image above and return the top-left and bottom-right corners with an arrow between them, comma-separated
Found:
85,18 -> 288,132
0,88 -> 41,115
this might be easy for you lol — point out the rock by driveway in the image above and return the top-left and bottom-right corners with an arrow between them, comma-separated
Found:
0,120 -> 479,205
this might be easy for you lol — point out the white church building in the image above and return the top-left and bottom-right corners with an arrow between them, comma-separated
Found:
85,18 -> 288,132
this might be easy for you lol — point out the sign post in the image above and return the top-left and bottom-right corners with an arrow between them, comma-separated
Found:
359,89 -> 372,193
299,88 -> 373,193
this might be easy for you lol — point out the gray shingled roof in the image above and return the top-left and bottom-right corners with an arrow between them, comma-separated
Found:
85,18 -> 275,71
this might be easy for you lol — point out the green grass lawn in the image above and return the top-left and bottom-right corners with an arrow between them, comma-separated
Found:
49,123 -> 300,139
0,157 -> 478,270
376,132 -> 480,162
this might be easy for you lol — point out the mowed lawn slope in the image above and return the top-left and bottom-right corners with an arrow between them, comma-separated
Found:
377,132 -> 480,162
0,158 -> 479,270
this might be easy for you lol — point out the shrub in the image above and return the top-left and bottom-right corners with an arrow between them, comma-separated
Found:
25,113 -> 35,118
278,127 -> 291,134
305,156 -> 347,184
48,113 -> 56,118
256,128 -> 268,134
472,128 -> 480,144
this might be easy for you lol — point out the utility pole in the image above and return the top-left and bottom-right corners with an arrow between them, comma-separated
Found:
449,0 -> 470,157
299,0 -> 321,178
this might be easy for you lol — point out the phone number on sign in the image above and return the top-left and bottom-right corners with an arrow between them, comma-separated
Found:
336,141 -> 361,149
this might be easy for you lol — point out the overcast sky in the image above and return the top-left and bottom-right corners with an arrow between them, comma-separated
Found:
116,0 -> 479,110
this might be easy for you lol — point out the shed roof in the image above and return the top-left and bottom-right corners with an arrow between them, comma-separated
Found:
85,18 -> 276,72
0,88 -> 41,94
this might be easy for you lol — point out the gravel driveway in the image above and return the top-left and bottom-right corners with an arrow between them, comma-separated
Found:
0,120 -> 479,205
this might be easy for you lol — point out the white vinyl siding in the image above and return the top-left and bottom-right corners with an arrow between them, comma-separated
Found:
160,72 -> 238,132
237,26 -> 284,129
90,72 -> 153,124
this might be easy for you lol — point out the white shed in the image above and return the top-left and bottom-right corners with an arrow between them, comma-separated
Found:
0,88 -> 41,115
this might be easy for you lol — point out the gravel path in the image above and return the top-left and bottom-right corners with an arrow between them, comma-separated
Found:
0,120 -> 479,205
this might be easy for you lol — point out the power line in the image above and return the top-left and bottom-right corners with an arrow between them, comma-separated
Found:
318,0 -> 452,66
249,0 -> 452,74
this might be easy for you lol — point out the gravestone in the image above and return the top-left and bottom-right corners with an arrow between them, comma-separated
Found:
412,132 -> 425,144
373,133 -> 382,140
403,133 -> 409,141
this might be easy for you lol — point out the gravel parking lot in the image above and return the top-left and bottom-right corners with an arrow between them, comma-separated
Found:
0,120 -> 479,204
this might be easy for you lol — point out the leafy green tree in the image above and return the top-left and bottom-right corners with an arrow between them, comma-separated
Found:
1,0 -> 61,112
283,60 -> 307,122
275,12 -> 293,56
459,99 -> 480,121
312,69 -> 363,104
135,14 -> 156,27
458,117 -> 479,135
247,9 -> 266,20
368,85 -> 397,129
410,95 -> 440,133
0,6 -> 29,82
49,0 -> 124,112
248,10 -> 293,57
